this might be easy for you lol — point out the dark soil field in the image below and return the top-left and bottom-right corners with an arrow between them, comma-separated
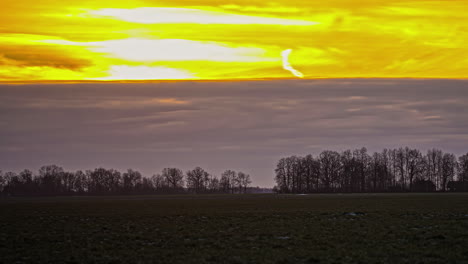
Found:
1,193 -> 468,263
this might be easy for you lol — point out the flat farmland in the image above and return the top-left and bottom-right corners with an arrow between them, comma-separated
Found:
1,193 -> 468,263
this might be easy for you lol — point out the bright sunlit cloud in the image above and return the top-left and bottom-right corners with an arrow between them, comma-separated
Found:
89,7 -> 319,25
91,39 -> 275,62
0,0 -> 467,81
43,38 -> 276,62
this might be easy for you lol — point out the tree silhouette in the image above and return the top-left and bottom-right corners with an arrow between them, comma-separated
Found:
458,153 -> 468,184
274,147 -> 468,193
162,168 -> 184,191
0,165 -> 252,196
186,167 -> 210,193
220,170 -> 236,193
236,172 -> 252,194
122,169 -> 143,194
1,147 -> 467,196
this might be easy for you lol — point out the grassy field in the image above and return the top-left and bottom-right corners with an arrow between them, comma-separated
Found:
1,193 -> 468,263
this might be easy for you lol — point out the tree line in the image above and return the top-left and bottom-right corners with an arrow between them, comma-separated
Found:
274,147 -> 468,193
0,166 -> 251,196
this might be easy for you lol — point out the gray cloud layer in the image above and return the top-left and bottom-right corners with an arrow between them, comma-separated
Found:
1,79 -> 467,186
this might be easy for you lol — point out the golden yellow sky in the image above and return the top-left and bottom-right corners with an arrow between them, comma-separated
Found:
1,0 -> 467,81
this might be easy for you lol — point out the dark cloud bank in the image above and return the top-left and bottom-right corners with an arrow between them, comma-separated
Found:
1,79 -> 467,186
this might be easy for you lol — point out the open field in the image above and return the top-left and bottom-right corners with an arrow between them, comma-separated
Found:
1,193 -> 468,263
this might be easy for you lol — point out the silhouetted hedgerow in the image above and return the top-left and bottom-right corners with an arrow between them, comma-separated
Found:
0,166 -> 251,196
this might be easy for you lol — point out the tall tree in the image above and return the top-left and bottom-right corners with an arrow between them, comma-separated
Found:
0,170 -> 4,193
458,153 -> 468,183
220,170 -> 236,193
186,167 -> 210,193
122,169 -> 143,193
395,148 -> 407,190
151,174 -> 168,191
38,165 -> 64,195
303,154 -> 320,193
274,158 -> 290,193
441,153 -> 457,191
207,175 -> 220,193
74,170 -> 87,194
61,171 -> 76,194
87,168 -> 121,194
425,149 -> 443,189
406,148 -> 424,191
236,171 -> 252,193
162,168 -> 184,190
319,150 -> 341,191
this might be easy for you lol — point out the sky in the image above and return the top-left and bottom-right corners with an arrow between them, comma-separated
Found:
1,0 -> 467,80
1,79 -> 468,186
1,1 -> 467,186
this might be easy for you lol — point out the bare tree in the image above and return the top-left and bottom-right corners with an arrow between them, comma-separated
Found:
274,158 -> 289,193
236,172 -> 252,193
186,167 -> 210,193
122,169 -> 143,193
162,168 -> 184,190
395,148 -> 407,190
61,171 -> 76,194
220,170 -> 236,193
303,154 -> 320,193
74,170 -> 87,194
207,175 -> 220,193
426,149 -> 443,189
441,153 -> 457,191
458,153 -> 468,182
151,173 -> 167,191
87,168 -> 121,195
3,172 -> 18,195
319,150 -> 341,192
0,170 -> 4,193
38,165 -> 64,195
406,148 -> 424,191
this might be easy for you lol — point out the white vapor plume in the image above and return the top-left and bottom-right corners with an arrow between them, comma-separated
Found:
281,49 -> 304,78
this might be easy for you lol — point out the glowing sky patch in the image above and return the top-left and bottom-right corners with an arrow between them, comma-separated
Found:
92,39 -> 275,62
0,0 -> 467,81
89,7 -> 319,25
